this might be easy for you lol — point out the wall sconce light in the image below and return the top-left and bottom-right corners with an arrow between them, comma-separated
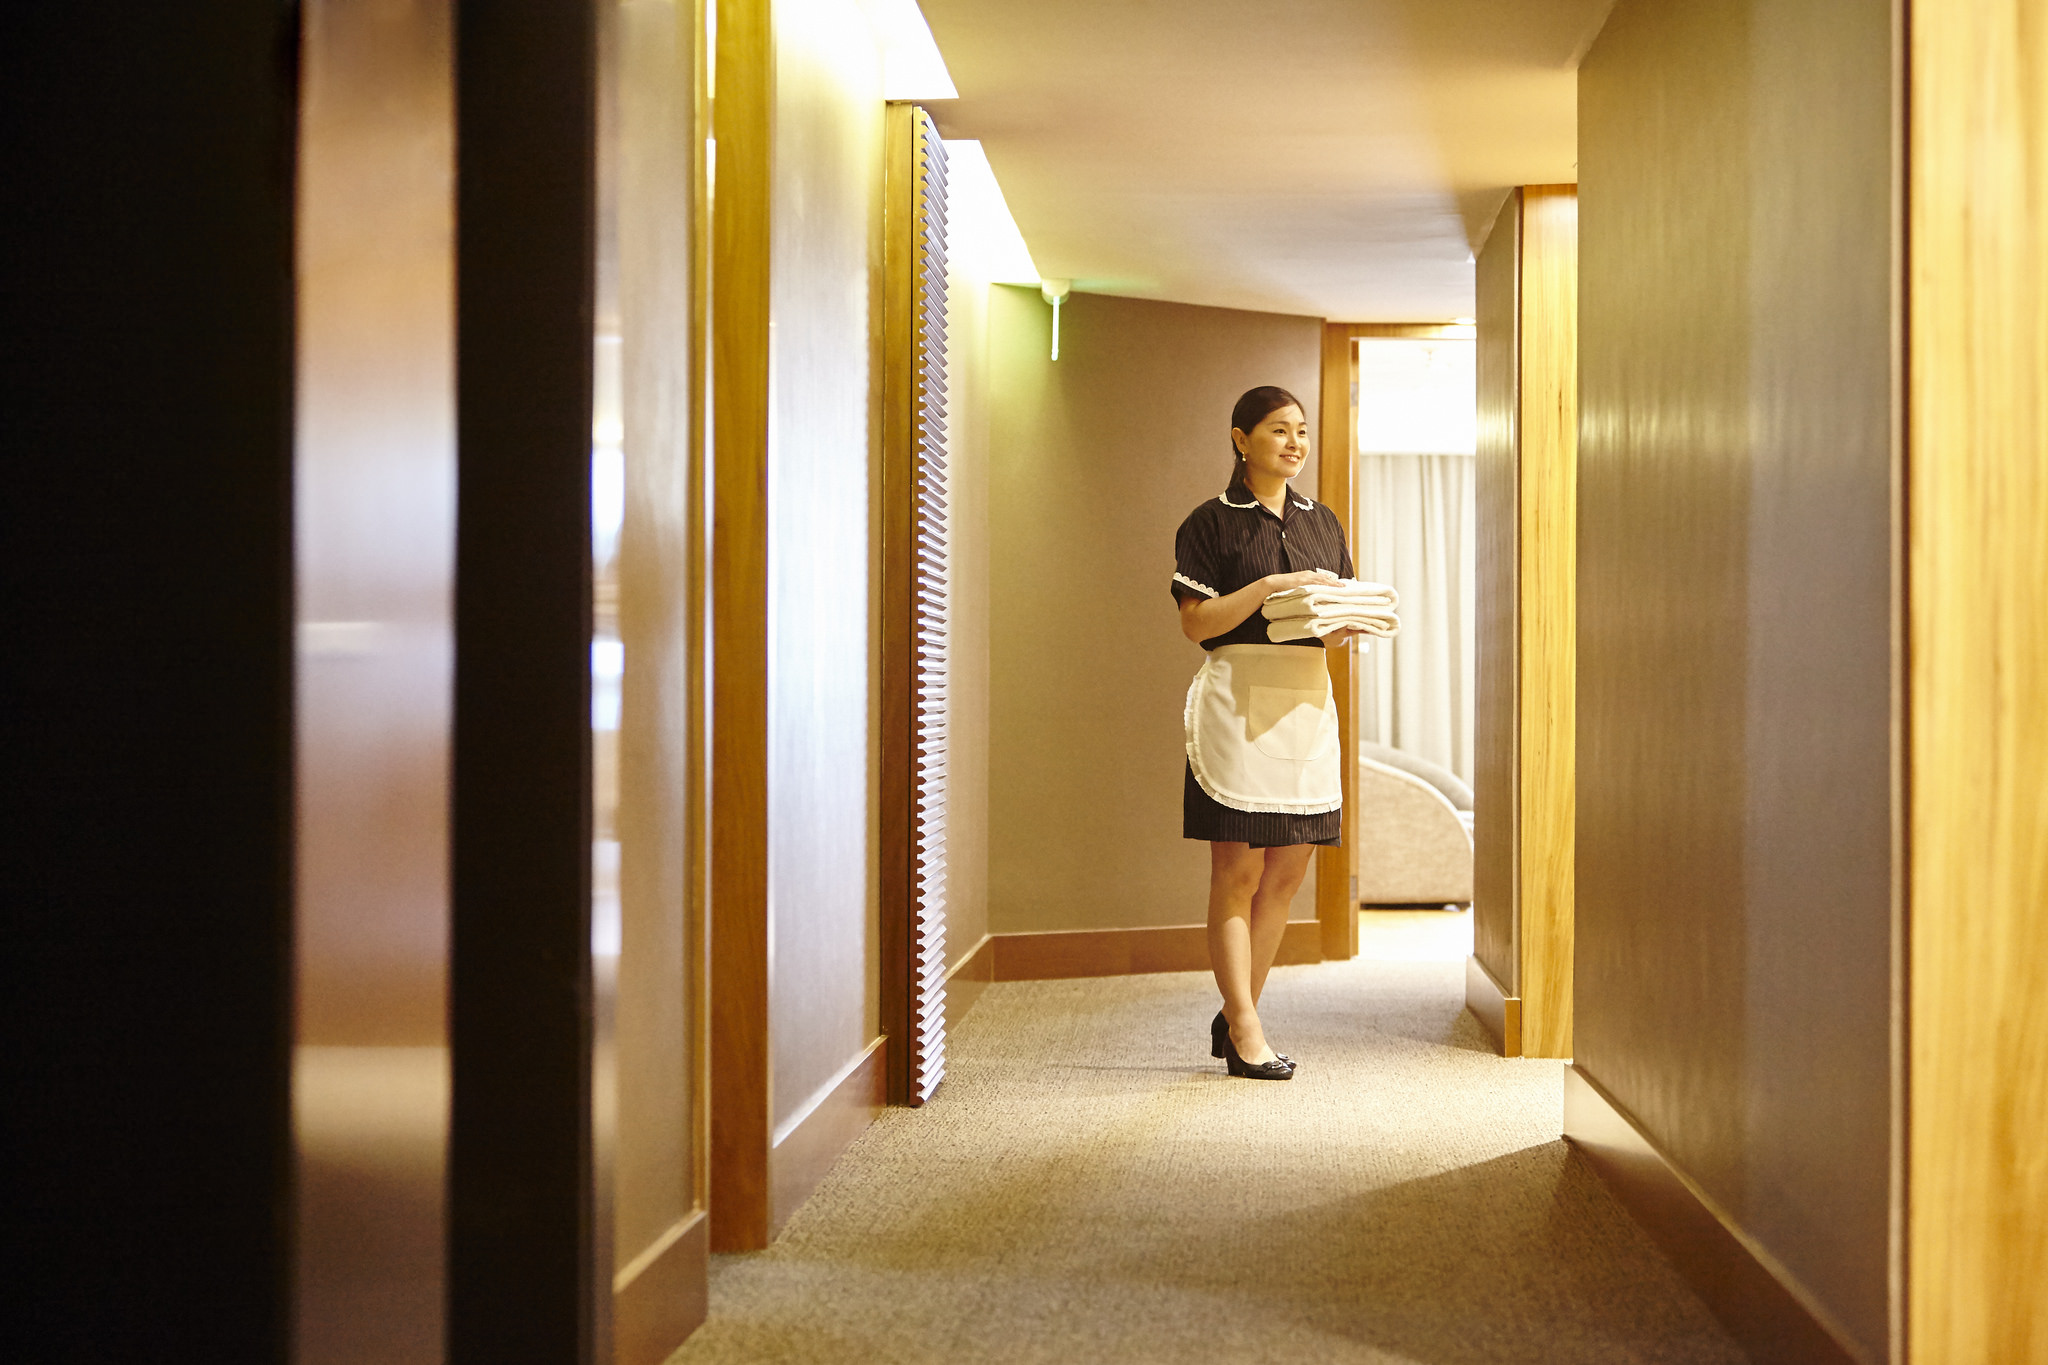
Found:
1040,278 -> 1070,361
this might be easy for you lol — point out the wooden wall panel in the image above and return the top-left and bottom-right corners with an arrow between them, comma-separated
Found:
605,0 -> 710,1355
1515,186 -> 1577,1060
712,0 -> 885,1249
762,0 -> 883,1193
1472,193 -> 1521,995
294,2 -> 453,1360
1907,3 -> 2048,1358
707,0 -> 774,1254
1575,0 -> 1896,1357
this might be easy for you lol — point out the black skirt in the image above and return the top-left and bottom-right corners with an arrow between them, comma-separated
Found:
1182,762 -> 1340,848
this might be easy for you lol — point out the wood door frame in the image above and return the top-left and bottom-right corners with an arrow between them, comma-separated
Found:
1469,186 -> 1577,1061
1316,321 -> 1478,961
1906,7 -> 2048,1355
706,0 -> 775,1254
1511,186 -> 1577,1060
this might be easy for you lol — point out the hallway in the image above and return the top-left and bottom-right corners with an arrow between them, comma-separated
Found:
12,1 -> 2046,1359
676,916 -> 1742,1364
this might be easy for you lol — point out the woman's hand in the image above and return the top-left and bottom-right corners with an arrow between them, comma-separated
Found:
1179,568 -> 1344,645
1262,568 -> 1341,596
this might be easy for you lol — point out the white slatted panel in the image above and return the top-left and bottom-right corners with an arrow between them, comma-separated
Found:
909,125 -> 950,1103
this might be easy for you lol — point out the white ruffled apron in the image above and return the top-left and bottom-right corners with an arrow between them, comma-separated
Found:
1184,644 -> 1341,814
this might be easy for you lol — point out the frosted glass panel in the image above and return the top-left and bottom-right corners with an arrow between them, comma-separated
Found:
1355,337 -> 1477,455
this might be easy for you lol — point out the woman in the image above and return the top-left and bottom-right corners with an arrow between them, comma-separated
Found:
1172,386 -> 1359,1080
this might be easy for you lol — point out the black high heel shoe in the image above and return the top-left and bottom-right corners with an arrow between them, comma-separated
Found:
1223,1031 -> 1295,1081
1212,1011 -> 1292,1066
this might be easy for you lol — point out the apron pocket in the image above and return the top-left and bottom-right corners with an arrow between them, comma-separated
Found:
1247,685 -> 1335,761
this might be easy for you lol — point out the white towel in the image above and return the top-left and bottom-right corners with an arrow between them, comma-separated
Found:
1260,580 -> 1399,619
1265,614 -> 1400,643
1261,578 -> 1401,643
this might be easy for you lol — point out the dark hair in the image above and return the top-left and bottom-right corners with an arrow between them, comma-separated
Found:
1229,385 -> 1305,461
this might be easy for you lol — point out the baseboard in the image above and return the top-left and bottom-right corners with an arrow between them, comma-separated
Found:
768,1036 -> 886,1234
611,1209 -> 706,1365
1563,1065 -> 1870,1365
1464,954 -> 1522,1057
944,933 -> 993,1034
990,920 -> 1322,981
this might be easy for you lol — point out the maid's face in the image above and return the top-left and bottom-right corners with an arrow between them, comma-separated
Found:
1233,405 -> 1310,483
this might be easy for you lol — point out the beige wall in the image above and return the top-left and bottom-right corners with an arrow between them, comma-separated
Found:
765,0 -> 885,1134
943,269 -> 993,969
1577,0 -> 1895,1356
986,287 -> 1324,934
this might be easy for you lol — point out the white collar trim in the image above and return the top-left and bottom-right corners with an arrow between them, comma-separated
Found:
1218,485 -> 1312,512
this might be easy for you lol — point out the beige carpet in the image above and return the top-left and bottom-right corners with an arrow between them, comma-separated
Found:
672,914 -> 1745,1365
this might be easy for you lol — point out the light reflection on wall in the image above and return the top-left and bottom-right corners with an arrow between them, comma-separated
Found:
292,0 -> 455,1361
591,326 -> 623,961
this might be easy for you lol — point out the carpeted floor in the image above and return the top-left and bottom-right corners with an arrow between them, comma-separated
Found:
672,913 -> 1745,1365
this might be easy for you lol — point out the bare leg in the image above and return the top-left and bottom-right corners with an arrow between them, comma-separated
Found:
1248,845 -> 1313,1005
1207,842 -> 1280,1064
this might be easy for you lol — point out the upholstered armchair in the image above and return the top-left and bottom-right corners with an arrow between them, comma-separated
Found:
1352,741 -> 1474,906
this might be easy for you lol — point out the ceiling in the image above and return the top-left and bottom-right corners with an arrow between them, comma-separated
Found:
920,0 -> 1613,321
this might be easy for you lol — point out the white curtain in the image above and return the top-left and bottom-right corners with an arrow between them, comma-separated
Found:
1353,454 -> 1475,785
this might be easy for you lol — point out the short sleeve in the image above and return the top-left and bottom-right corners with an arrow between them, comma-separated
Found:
1171,510 -> 1223,603
1332,510 -> 1355,580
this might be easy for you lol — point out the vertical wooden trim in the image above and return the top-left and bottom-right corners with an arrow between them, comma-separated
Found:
686,0 -> 715,1248
1515,185 -> 1577,1060
707,0 -> 773,1254
448,0 -> 599,1354
1906,4 -> 2048,1358
1317,322 -> 1359,960
1473,191 -> 1523,1010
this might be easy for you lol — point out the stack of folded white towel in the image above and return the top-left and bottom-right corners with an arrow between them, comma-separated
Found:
1261,579 -> 1401,643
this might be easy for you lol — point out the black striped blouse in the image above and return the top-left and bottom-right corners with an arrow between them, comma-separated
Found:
1169,474 -> 1354,650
